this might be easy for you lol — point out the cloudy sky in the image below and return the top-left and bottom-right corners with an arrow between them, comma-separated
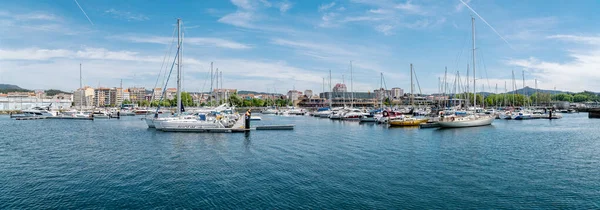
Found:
1,0 -> 599,94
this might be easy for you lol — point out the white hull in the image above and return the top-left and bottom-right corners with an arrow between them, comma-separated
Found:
438,116 -> 494,128
145,118 -> 156,128
159,120 -> 227,131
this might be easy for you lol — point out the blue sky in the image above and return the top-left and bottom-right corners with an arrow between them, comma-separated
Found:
1,0 -> 600,94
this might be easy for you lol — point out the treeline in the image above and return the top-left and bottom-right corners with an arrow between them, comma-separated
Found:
452,91 -> 599,107
128,92 -> 291,107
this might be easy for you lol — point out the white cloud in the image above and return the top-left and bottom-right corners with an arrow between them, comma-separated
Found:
318,2 -> 336,12
218,11 -> 255,28
547,34 -> 600,45
112,35 -> 252,50
506,35 -> 600,92
368,9 -> 390,14
278,2 -> 293,13
0,47 -> 345,92
394,1 -> 425,15
0,48 -> 73,60
375,24 -> 394,35
105,9 -> 149,21
15,13 -> 60,21
231,0 -> 254,10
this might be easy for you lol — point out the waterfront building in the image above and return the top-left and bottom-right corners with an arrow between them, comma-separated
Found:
73,86 -> 95,108
391,88 -> 404,99
93,88 -> 115,107
165,88 -> 177,100
318,91 -> 377,107
122,89 -> 130,103
0,92 -> 72,110
287,90 -> 302,101
374,88 -> 392,100
128,87 -> 146,104
213,89 -> 237,102
333,83 -> 347,92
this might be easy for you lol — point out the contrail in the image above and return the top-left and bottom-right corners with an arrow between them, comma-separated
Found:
458,0 -> 514,50
74,0 -> 94,25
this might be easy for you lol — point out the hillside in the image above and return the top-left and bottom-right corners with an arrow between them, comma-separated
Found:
506,86 -> 571,96
45,89 -> 70,96
0,84 -> 30,93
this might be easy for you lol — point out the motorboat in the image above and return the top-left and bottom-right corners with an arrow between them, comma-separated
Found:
378,110 -> 404,124
342,109 -> 369,121
513,111 -> 534,120
262,108 -> 279,115
284,108 -> 305,116
250,116 -> 262,121
23,106 -> 57,117
92,111 -> 110,119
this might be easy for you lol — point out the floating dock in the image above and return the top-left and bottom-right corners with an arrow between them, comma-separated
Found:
15,116 -> 94,120
255,125 -> 295,130
48,116 -> 94,120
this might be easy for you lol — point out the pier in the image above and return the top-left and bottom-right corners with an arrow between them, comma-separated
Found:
587,108 -> 600,118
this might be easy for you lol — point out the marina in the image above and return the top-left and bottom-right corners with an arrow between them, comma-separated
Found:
2,112 -> 599,209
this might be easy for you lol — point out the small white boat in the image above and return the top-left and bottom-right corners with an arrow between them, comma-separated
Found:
250,116 -> 262,121
92,111 -> 110,119
262,108 -> 279,115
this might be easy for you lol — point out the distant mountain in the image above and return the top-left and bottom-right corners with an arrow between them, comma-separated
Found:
506,86 -> 571,96
45,89 -> 70,96
0,84 -> 25,90
0,84 -> 30,93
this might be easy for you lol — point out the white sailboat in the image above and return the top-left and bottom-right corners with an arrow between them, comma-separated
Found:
438,17 -> 494,128
146,18 -> 185,128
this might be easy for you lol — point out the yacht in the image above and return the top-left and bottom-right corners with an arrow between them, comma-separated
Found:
342,109 -> 369,121
23,106 -> 57,117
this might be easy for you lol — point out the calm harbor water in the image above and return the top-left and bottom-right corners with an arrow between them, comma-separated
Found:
1,113 -> 599,209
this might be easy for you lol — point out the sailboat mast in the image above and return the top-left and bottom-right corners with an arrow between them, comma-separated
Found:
410,63 -> 414,106
380,73 -> 383,108
210,62 -> 213,105
176,18 -> 182,116
342,74 -> 345,107
329,70 -> 332,107
472,16 -> 476,108
350,61 -> 354,108
535,79 -> 538,107
522,70 -> 526,107
79,63 -> 83,109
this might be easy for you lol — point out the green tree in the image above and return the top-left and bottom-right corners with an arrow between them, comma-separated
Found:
573,94 -> 588,102
252,98 -> 265,107
122,99 -> 132,104
553,93 -> 573,102
228,94 -> 243,107
242,100 -> 252,107
170,92 -> 194,106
